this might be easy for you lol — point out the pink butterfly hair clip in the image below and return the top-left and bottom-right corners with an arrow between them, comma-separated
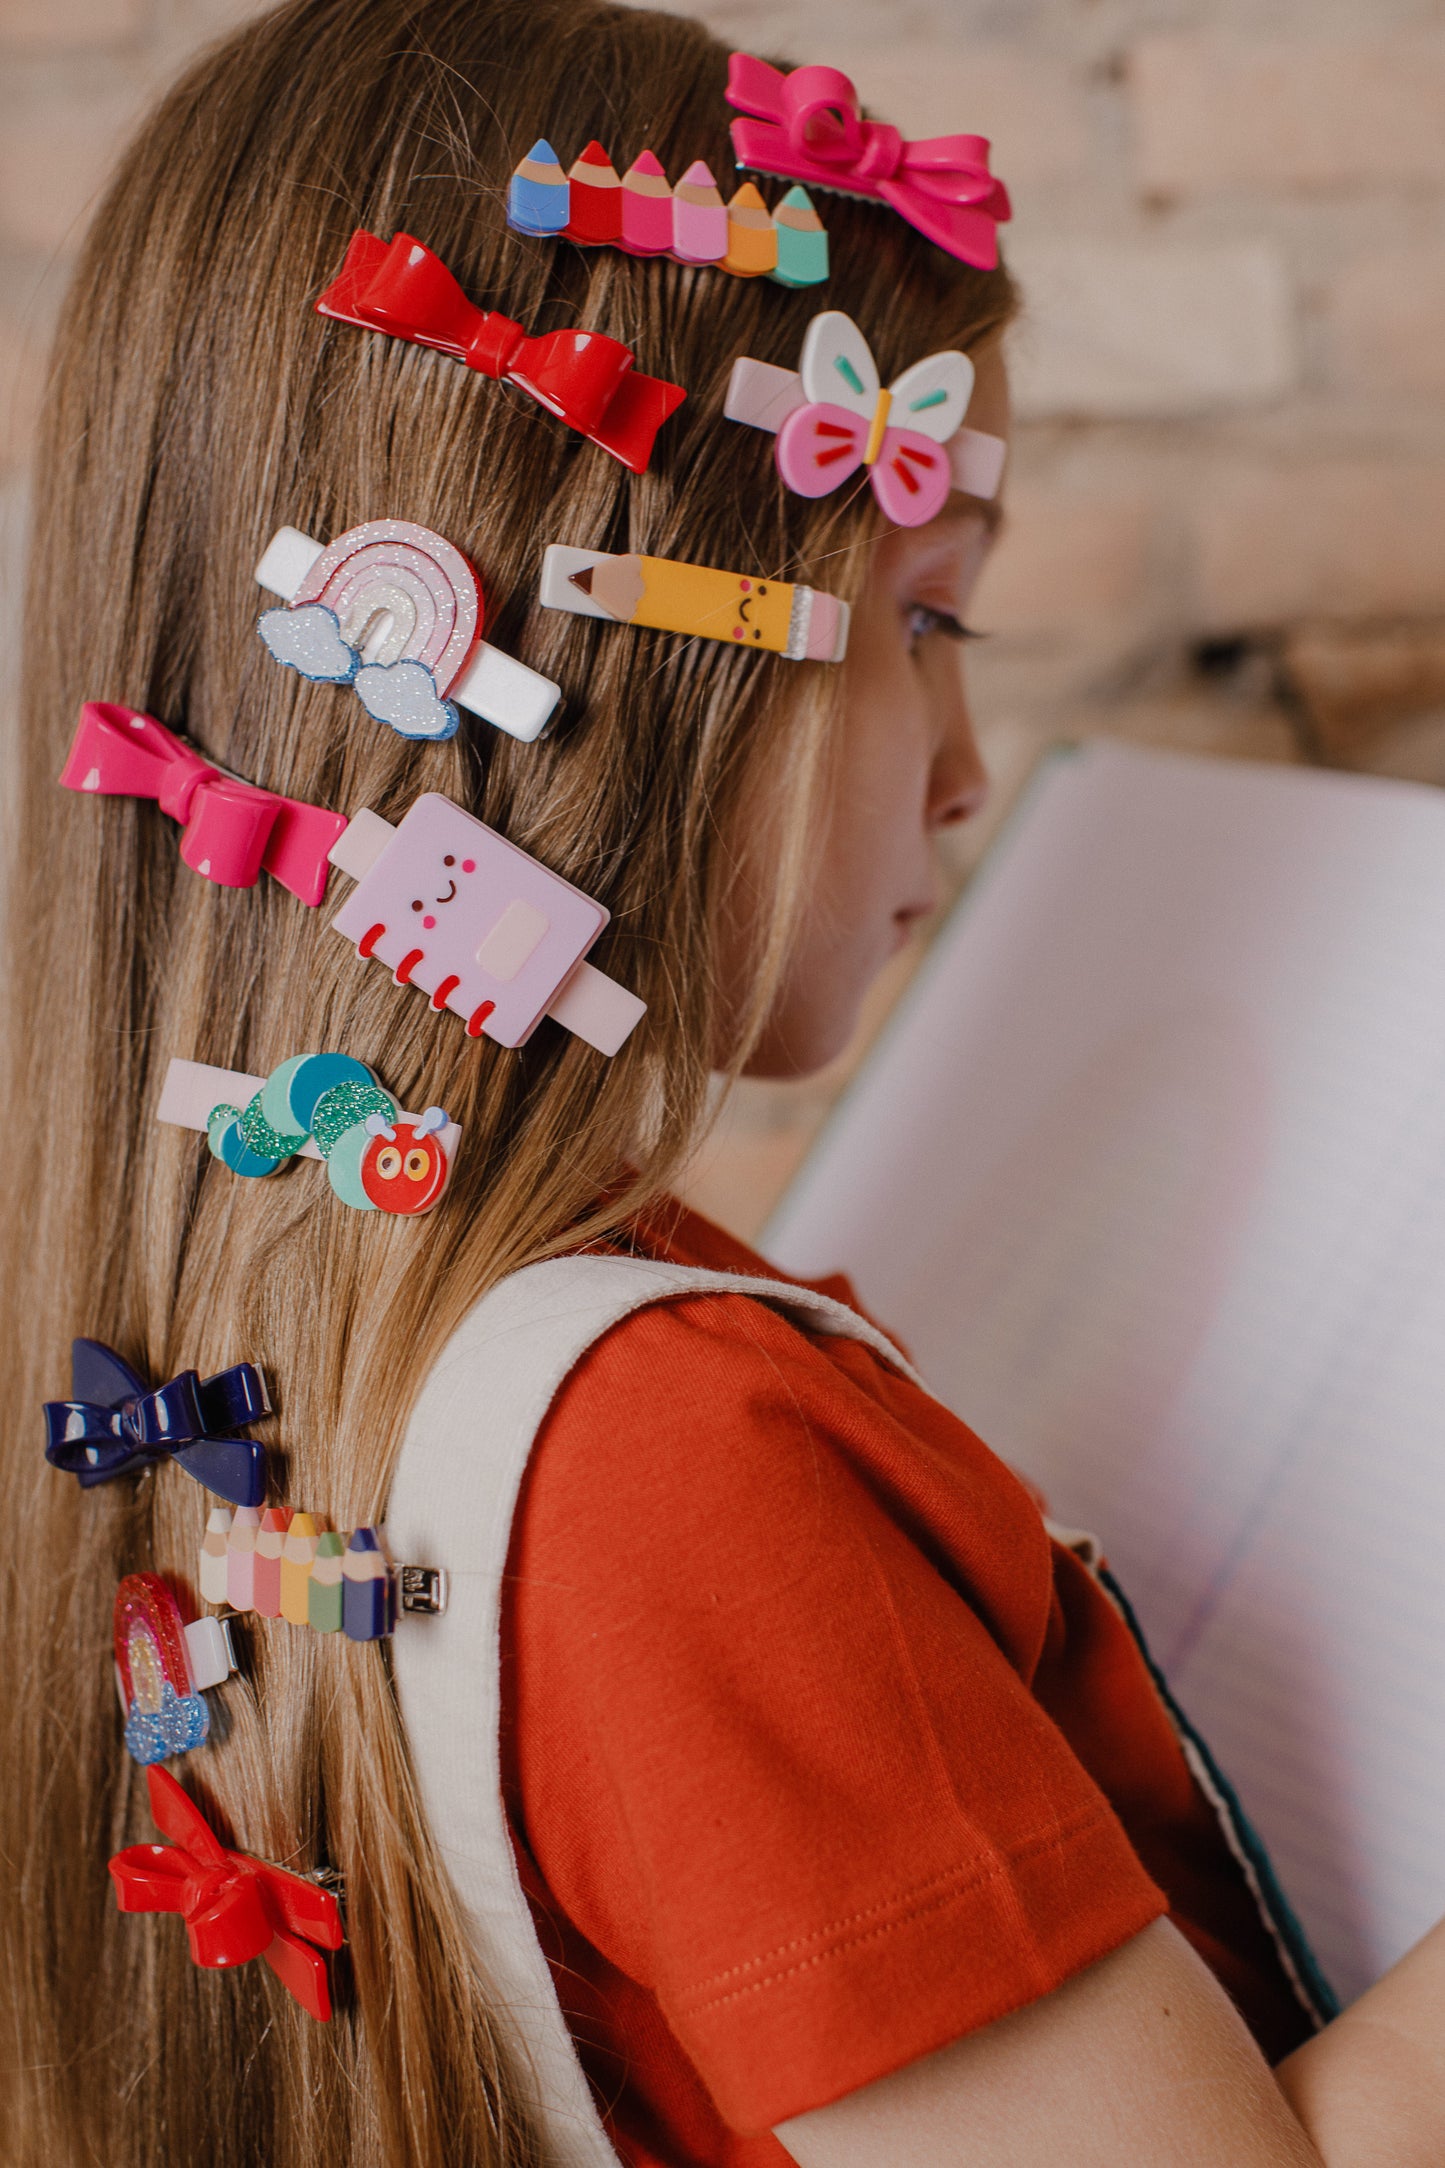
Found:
725,310 -> 1007,528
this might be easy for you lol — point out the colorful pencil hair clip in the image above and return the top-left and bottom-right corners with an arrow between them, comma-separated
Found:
114,1572 -> 238,1766
61,704 -> 347,907
316,230 -> 686,475
255,519 -> 560,745
326,794 -> 645,1055
110,1764 -> 344,2021
726,54 -> 1011,269
725,308 -> 1007,527
507,138 -> 829,288
44,1340 -> 269,1508
159,1053 -> 460,1216
539,546 -> 849,663
207,1511 -> 444,1639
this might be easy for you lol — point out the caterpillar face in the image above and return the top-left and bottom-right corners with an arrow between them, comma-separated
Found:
360,1121 -> 449,1214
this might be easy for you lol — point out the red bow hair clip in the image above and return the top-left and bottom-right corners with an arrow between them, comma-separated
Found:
110,1765 -> 344,2022
316,230 -> 686,475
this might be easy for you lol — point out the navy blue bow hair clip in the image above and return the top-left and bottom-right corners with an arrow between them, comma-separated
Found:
43,1340 -> 269,1508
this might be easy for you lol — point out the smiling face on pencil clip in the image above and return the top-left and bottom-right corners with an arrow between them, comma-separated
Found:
539,547 -> 850,663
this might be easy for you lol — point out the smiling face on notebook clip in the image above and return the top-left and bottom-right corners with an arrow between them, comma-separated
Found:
327,795 -> 646,1056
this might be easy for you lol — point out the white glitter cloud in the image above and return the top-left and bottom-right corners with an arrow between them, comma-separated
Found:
257,602 -> 358,683
353,659 -> 459,741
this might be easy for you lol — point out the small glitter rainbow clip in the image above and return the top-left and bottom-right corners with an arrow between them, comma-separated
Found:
114,1572 -> 237,1766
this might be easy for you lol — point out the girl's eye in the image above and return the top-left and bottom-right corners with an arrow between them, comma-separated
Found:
907,603 -> 979,650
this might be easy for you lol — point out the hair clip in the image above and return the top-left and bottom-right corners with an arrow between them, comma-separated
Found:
44,1340 -> 268,1508
61,704 -> 347,907
507,138 -> 829,288
726,54 -> 1011,270
539,546 -> 849,663
114,1572 -> 238,1766
208,1513 -> 444,1639
110,1764 -> 344,2021
726,308 -> 1007,527
158,1053 -> 460,1216
316,230 -> 686,475
255,519 -> 560,745
327,793 -> 645,1056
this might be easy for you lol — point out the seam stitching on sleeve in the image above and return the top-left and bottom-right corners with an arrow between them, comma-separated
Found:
675,1802 -> 1113,2008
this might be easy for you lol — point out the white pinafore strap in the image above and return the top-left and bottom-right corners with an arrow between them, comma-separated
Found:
386,1253 -> 920,2168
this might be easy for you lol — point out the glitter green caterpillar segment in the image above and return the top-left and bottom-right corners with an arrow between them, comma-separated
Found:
310,1081 -> 396,1157
239,1092 -> 308,1163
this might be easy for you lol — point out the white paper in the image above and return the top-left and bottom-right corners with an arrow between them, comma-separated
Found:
767,741 -> 1445,2005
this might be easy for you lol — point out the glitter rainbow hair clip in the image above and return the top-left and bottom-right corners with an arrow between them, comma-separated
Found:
726,54 -> 1010,269
726,308 -> 1007,527
255,519 -> 560,744
114,1572 -> 238,1767
159,1053 -> 459,1216
508,138 -> 828,287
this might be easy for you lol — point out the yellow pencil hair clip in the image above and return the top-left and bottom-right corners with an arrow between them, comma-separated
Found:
538,546 -> 850,663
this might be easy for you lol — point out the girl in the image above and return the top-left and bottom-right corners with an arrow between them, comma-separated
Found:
1,1 -> 1440,2163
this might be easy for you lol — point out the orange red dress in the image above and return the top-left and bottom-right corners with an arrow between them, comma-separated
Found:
500,1200 -> 1314,2164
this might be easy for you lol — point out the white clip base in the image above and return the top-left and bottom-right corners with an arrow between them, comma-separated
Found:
448,641 -> 560,742
184,1615 -> 237,1693
545,960 -> 646,1056
538,545 -> 614,622
724,357 -> 807,435
329,808 -> 396,881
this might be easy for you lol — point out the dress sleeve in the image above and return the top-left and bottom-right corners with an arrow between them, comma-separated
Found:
504,1290 -> 1168,2136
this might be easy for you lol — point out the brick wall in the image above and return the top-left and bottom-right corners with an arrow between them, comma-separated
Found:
4,0 -> 1442,1240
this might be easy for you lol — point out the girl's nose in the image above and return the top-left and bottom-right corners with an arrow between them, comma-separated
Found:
929,718 -> 990,829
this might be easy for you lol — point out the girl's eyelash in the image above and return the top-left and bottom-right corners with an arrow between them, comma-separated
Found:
907,604 -> 983,647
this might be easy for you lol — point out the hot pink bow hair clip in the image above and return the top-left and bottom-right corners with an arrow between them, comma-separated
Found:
61,703 -> 346,908
727,54 -> 1011,270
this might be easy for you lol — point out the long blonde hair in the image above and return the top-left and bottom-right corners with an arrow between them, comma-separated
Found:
0,3 -> 1014,2160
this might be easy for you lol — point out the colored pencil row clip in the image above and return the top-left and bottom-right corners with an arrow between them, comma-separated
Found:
508,139 -> 828,287
199,1506 -> 447,1640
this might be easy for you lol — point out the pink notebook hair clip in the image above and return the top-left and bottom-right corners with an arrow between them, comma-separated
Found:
725,309 -> 1007,527
726,53 -> 1010,270
327,794 -> 645,1056
60,703 -> 346,907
